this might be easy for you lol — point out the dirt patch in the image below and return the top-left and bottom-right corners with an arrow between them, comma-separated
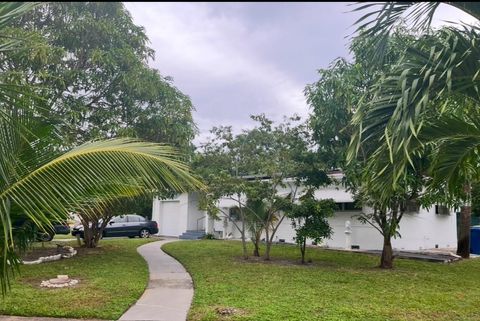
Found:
214,306 -> 248,320
234,255 -> 316,267
20,246 -> 72,261
21,243 -> 108,262
75,246 -> 106,255
21,276 -> 87,289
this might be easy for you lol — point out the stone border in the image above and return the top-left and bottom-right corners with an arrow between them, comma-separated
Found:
22,246 -> 77,265
40,278 -> 79,288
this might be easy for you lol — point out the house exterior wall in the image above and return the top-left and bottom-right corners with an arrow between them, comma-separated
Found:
152,178 -> 457,250
260,207 -> 457,250
152,194 -> 190,237
187,193 -> 207,231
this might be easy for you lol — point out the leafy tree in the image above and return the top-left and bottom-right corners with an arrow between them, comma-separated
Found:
306,29 -> 419,268
0,3 -> 203,294
305,31 -> 414,171
2,2 -> 196,151
78,194 -> 154,248
1,2 -> 198,249
287,191 -> 335,264
350,2 -> 480,258
195,126 -> 259,259
195,115 -> 330,260
244,196 -> 268,257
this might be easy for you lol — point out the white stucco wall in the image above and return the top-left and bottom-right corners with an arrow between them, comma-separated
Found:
153,177 -> 458,249
152,194 -> 189,237
213,206 -> 457,250
187,193 -> 207,231
210,180 -> 458,250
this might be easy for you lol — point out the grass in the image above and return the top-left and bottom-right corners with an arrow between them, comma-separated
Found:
163,240 -> 480,321
52,234 -> 76,240
0,238 -> 155,320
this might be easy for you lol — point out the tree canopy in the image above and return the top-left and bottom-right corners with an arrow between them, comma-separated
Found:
2,2 -> 196,150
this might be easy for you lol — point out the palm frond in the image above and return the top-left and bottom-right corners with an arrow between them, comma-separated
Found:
350,27 -> 480,171
0,3 -> 37,30
420,115 -> 480,194
0,138 -> 204,293
351,2 -> 480,65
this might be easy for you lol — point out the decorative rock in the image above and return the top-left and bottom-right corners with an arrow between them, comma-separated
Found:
22,246 -> 77,265
23,259 -> 42,265
40,276 -> 79,288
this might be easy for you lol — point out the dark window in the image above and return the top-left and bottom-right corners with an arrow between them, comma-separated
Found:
229,207 -> 241,221
128,215 -> 146,222
112,215 -> 127,223
344,202 -> 362,211
335,202 -> 362,211
435,205 -> 450,215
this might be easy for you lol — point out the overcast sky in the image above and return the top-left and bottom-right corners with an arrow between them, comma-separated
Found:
123,2 -> 476,144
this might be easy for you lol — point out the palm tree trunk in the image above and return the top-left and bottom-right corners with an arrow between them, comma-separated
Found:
240,219 -> 248,259
265,241 -> 272,260
380,235 -> 393,269
253,234 -> 260,257
457,206 -> 471,258
457,183 -> 472,259
301,238 -> 306,264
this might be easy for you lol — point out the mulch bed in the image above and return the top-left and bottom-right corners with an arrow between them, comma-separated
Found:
20,245 -> 72,261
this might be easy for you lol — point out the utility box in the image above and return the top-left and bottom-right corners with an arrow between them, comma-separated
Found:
471,226 -> 480,255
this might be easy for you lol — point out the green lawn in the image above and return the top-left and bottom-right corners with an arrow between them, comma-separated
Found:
0,238 -> 154,320
163,240 -> 480,321
52,234 -> 76,240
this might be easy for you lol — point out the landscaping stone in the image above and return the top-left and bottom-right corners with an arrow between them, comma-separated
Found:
40,275 -> 79,288
22,246 -> 77,265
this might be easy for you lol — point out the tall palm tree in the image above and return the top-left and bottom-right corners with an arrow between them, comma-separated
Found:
349,2 -> 480,258
0,2 -> 203,293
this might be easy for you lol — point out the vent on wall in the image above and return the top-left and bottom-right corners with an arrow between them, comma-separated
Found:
435,205 -> 450,215
405,199 -> 420,213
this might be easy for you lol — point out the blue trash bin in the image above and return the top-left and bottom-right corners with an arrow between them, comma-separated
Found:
471,226 -> 480,254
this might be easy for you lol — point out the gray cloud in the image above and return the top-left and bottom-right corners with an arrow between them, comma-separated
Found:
124,2 -> 477,144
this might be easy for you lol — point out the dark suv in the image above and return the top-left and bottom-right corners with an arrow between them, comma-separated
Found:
71,214 -> 158,239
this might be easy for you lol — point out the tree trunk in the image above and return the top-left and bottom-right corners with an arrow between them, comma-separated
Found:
300,238 -> 306,264
240,220 -> 248,259
241,234 -> 248,259
457,206 -> 471,259
83,226 -> 97,248
264,228 -> 272,260
252,229 -> 261,257
380,235 -> 393,269
265,241 -> 272,260
253,245 -> 260,257
457,183 -> 472,258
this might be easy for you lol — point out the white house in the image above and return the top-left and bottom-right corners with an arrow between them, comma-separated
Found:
152,173 -> 457,251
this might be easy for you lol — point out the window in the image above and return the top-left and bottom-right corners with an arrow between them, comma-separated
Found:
435,205 -> 450,215
405,199 -> 420,213
128,215 -> 146,222
112,215 -> 127,223
229,207 -> 241,221
335,202 -> 362,211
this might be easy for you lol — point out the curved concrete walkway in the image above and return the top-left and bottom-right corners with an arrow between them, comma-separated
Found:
119,239 -> 193,321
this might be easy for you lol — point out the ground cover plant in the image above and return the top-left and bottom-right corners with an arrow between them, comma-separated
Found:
0,238 -> 154,320
163,240 -> 480,321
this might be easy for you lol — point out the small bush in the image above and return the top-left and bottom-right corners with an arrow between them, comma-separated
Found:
203,233 -> 216,240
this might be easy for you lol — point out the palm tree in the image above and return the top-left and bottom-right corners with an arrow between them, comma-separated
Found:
349,3 -> 480,258
0,3 -> 203,293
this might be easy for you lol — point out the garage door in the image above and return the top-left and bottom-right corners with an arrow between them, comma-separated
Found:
160,201 -> 181,236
